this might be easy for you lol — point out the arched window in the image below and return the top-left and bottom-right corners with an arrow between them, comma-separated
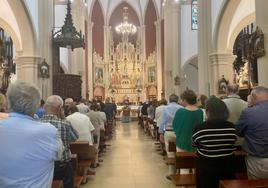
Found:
191,0 -> 198,30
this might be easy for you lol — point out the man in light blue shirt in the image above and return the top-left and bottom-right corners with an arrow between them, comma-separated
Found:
0,81 -> 63,188
158,94 -> 183,178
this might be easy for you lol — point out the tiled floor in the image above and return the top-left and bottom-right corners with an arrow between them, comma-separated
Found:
81,121 -> 177,188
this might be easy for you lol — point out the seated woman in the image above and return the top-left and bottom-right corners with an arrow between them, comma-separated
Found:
192,96 -> 237,188
172,90 -> 204,153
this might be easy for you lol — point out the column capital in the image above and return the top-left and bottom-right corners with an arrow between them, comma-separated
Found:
209,53 -> 235,65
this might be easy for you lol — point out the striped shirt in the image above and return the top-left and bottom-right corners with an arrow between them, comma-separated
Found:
192,121 -> 237,158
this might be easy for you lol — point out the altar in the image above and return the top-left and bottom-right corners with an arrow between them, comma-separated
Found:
116,105 -> 139,121
92,7 -> 158,102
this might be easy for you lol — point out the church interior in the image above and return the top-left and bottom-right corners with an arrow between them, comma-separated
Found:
1,0 -> 268,188
0,0 -> 267,102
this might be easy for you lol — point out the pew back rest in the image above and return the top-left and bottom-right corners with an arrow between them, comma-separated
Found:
175,152 -> 197,169
168,141 -> 176,152
233,151 -> 247,173
220,179 -> 268,188
70,141 -> 93,155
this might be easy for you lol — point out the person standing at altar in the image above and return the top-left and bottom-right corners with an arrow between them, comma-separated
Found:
122,101 -> 131,123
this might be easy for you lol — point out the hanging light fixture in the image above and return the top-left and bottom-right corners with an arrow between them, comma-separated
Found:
115,7 -> 137,36
53,0 -> 85,50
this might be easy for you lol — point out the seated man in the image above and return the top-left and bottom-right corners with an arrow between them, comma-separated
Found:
236,86 -> 268,179
41,95 -> 79,188
87,103 -> 103,168
0,81 -> 63,188
66,105 -> 96,180
158,94 -> 183,179
66,105 -> 95,149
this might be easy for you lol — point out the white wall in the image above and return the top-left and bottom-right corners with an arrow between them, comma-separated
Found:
227,0 -> 255,47
181,4 -> 197,67
183,63 -> 198,92
211,0 -> 224,38
24,0 -> 39,39
0,0 -> 21,49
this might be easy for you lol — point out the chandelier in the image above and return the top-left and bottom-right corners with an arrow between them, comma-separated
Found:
115,7 -> 137,35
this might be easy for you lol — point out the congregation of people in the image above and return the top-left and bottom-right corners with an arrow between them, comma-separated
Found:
1,80 -> 268,188
138,84 -> 268,188
0,81 -> 117,188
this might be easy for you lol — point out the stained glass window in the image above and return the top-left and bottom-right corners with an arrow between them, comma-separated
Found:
191,0 -> 198,30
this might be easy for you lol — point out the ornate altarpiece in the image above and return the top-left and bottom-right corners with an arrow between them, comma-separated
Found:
233,24 -> 265,100
93,33 -> 157,103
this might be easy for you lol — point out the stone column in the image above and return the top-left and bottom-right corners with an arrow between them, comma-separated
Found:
255,0 -> 268,87
71,0 -> 86,97
103,25 -> 111,99
140,25 -> 146,61
88,22 -> 94,99
163,1 -> 181,97
155,20 -> 163,100
15,56 -> 45,95
197,0 -> 212,96
209,53 -> 235,94
37,0 -> 54,98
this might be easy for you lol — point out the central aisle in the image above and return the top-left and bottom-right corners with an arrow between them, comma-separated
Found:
82,121 -> 177,188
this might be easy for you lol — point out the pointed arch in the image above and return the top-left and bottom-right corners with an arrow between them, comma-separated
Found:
6,0 -> 36,55
109,1 -> 140,45
0,17 -> 21,51
109,1 -> 141,27
213,0 -> 256,53
91,0 -> 105,57
145,0 -> 157,58
143,0 -> 159,22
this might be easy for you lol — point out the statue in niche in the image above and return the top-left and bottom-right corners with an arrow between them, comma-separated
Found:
111,73 -> 118,85
124,63 -> 128,75
95,68 -> 103,84
148,67 -> 156,83
218,75 -> 229,94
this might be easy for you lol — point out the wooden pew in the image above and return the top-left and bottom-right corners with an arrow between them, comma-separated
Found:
233,150 -> 247,179
170,152 -> 197,186
70,154 -> 84,188
170,151 -> 247,187
165,141 -> 176,165
220,179 -> 268,188
70,142 -> 97,185
52,180 -> 63,188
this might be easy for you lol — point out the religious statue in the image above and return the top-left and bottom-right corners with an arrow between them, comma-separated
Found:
218,75 -> 229,94
148,67 -> 156,83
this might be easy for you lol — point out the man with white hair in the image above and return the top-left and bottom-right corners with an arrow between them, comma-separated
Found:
158,94 -> 183,179
223,84 -> 247,145
223,84 -> 247,123
41,95 -> 79,188
236,86 -> 268,179
64,98 -> 74,116
0,81 -> 63,188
